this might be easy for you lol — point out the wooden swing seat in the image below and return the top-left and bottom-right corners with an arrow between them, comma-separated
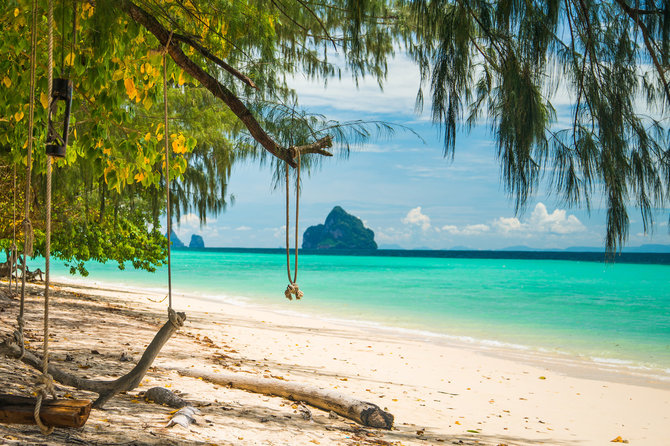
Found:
0,394 -> 92,428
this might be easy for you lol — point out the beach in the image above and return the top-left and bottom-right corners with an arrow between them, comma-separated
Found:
1,278 -> 669,445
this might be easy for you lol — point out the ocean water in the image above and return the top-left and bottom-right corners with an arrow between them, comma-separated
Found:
30,249 -> 670,377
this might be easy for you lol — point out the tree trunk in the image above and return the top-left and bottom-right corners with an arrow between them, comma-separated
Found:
1,311 -> 185,408
171,367 -> 394,429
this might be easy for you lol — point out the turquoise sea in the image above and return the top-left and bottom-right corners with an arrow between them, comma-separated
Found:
30,248 -> 670,380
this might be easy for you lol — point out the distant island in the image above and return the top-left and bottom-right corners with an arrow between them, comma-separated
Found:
302,206 -> 377,250
168,230 -> 185,248
167,231 -> 205,249
189,234 -> 205,248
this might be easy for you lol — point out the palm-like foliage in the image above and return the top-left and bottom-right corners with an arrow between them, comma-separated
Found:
405,0 -> 670,251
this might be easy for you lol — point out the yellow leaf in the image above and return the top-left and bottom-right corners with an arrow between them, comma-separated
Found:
2,76 -> 11,88
40,92 -> 49,109
134,172 -> 145,183
454,420 -> 461,425
178,70 -> 186,86
102,147 -> 112,156
14,111 -> 24,122
145,63 -> 153,75
144,132 -> 152,142
74,127 -> 77,139
143,95 -> 153,111
112,69 -> 125,82
14,8 -> 20,17
124,77 -> 137,100
65,52 -> 75,66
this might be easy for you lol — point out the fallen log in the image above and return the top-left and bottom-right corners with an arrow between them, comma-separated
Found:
1,311 -> 186,408
0,394 -> 91,428
171,368 -> 394,429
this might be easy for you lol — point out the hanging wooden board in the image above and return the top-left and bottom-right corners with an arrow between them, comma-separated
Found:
0,394 -> 92,428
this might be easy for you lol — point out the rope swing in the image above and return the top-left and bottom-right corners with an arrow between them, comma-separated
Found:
33,0 -> 58,435
162,32 -> 183,328
15,0 -> 40,366
284,151 -> 303,301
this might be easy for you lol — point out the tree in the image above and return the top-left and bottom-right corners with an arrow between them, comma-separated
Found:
403,0 -> 670,251
0,0 -> 400,409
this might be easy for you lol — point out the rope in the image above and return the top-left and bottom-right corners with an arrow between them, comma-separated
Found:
10,164 -> 17,294
13,316 -> 25,360
284,151 -> 303,301
163,32 -> 173,313
19,0 -> 38,322
22,219 -> 34,257
33,0 -> 56,434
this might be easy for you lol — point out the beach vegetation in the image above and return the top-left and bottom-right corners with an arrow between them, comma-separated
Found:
1,0 -> 669,275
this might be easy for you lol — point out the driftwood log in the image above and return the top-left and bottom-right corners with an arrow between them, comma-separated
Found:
172,368 -> 394,429
1,311 -> 186,408
0,394 -> 92,428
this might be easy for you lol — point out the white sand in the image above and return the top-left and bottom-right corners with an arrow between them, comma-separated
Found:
1,279 -> 669,445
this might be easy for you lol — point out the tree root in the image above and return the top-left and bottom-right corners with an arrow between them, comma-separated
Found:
1,311 -> 185,408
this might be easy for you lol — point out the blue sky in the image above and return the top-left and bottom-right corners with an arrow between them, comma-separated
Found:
171,56 -> 669,250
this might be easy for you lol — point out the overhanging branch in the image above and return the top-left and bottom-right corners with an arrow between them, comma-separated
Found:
171,33 -> 258,90
119,0 -> 333,168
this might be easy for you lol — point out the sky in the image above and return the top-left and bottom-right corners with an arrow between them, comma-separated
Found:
171,56 -> 670,250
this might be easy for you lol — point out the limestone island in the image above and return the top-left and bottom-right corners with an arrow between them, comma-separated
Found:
189,234 -> 205,248
302,206 -> 377,250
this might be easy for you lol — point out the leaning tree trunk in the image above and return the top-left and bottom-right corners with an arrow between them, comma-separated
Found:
1,312 -> 185,408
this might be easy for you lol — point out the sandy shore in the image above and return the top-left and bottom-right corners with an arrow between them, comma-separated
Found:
1,279 -> 669,445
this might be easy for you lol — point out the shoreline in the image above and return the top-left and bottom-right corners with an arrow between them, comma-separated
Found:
47,274 -> 670,390
1,278 -> 670,445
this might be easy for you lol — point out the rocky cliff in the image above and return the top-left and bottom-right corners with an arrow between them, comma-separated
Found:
302,206 -> 377,250
168,230 -> 185,248
189,234 -> 205,248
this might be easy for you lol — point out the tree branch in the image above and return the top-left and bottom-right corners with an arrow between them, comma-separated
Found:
614,0 -> 670,105
118,0 -> 332,168
171,33 -> 258,89
290,135 -> 333,158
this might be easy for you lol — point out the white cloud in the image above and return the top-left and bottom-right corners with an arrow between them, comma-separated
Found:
402,207 -> 431,230
441,223 -> 491,236
290,54 -> 422,117
493,216 -> 524,234
493,203 -> 585,235
180,213 -> 200,225
235,226 -> 252,231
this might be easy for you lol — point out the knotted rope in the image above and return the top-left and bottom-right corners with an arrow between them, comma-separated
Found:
284,151 -> 303,300
13,316 -> 26,360
168,307 -> 185,329
33,372 -> 56,435
33,0 -> 57,435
